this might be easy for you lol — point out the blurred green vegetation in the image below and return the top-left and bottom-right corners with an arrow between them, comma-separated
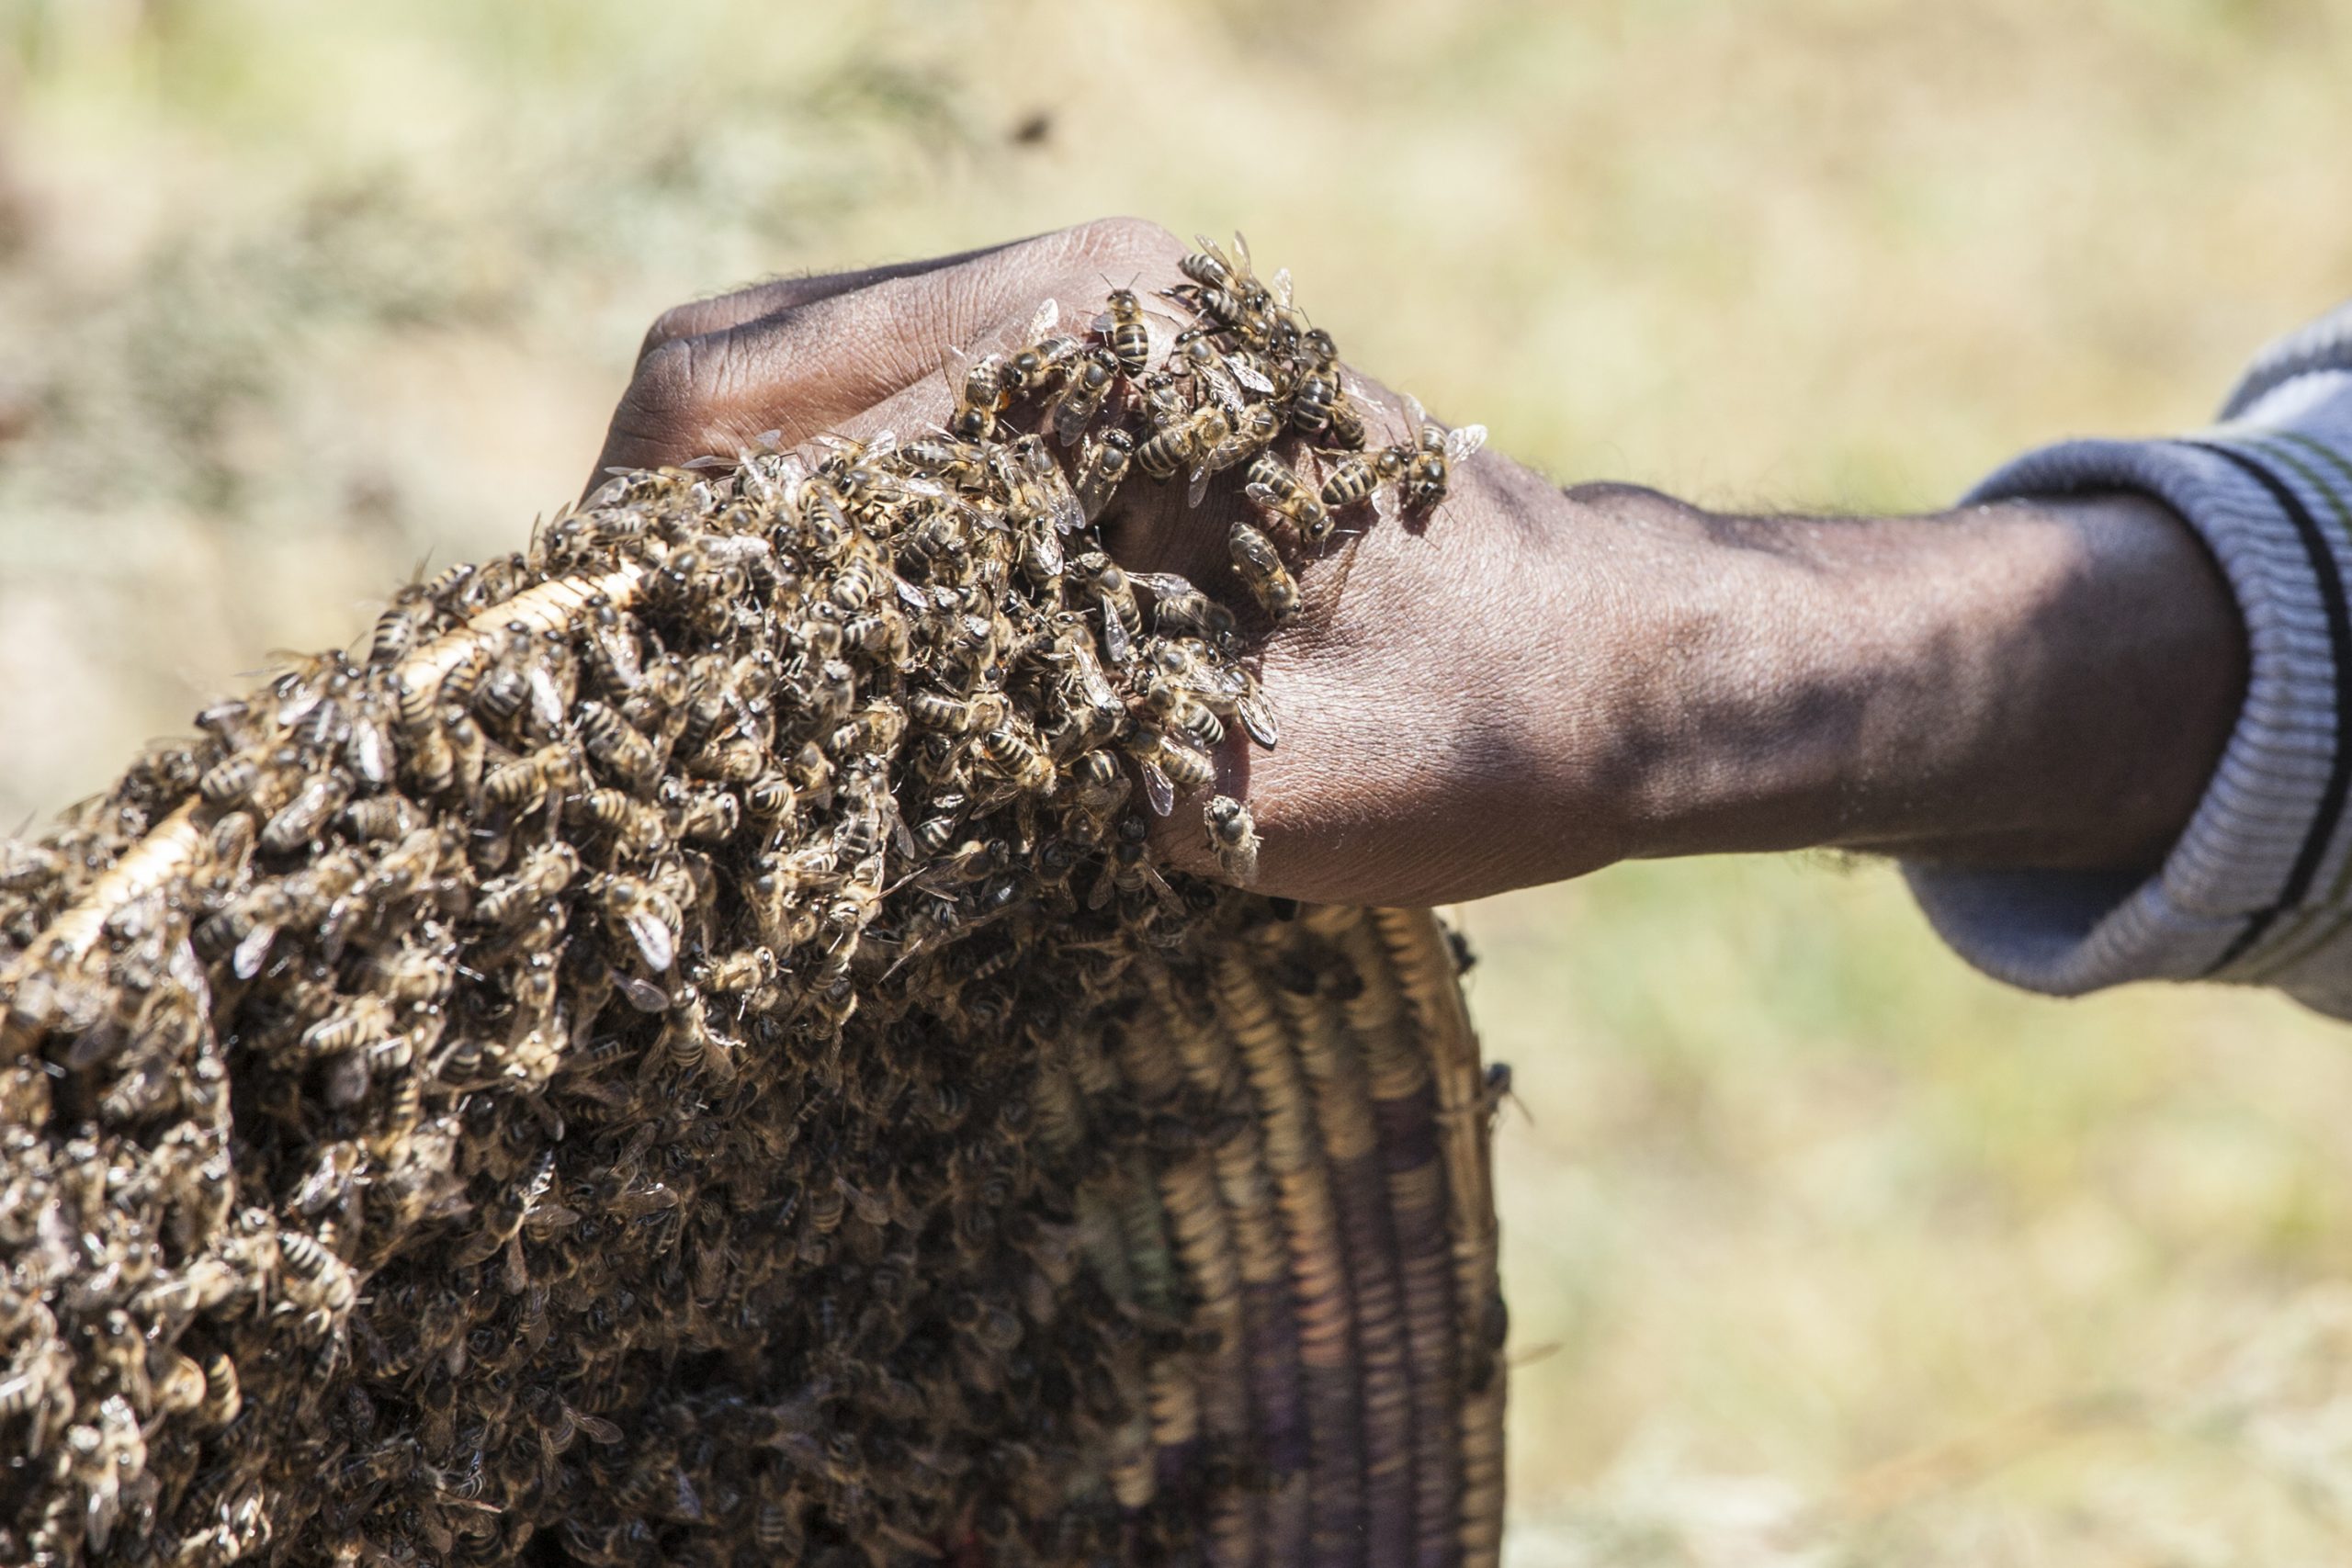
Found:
6,1 -> 2352,1560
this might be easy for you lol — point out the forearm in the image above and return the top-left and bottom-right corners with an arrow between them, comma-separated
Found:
1517,481 -> 2245,874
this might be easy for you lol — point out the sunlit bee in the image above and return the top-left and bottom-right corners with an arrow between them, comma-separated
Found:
1316,446 -> 1392,513
1074,429 -> 1134,521
949,350 -> 1006,442
1204,794 -> 1260,883
1050,346 -> 1120,446
1073,552 -> 1144,665
1097,287 -> 1155,378
1002,299 -> 1082,396
1243,450 -> 1331,545
977,725 -> 1055,794
1397,391 -> 1488,512
1228,521 -> 1302,625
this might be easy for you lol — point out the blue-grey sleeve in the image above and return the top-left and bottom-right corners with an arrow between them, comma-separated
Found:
1907,310 -> 2352,1018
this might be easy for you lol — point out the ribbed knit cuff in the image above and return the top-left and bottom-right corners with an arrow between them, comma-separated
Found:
1906,368 -> 2352,1017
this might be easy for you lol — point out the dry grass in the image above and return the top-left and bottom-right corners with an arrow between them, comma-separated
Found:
7,0 -> 2352,1561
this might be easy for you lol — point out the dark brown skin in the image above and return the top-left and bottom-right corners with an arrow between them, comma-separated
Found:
595,217 -> 2247,906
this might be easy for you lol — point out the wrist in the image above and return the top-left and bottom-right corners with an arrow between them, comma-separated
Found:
1570,488 -> 2244,872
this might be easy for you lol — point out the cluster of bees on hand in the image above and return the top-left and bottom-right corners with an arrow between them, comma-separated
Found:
0,233 -> 1484,1566
981,231 -> 1487,652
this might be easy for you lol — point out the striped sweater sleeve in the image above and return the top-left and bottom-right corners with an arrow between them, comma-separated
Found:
1905,299 -> 2352,1019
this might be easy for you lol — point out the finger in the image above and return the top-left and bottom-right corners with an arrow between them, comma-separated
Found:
632,239 -> 1028,358
594,216 -> 1181,479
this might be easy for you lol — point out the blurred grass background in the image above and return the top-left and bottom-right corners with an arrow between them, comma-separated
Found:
6,0 -> 2352,1561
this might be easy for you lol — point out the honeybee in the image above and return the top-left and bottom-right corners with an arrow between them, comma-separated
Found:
1073,429 -> 1134,522
902,433 -> 989,486
1173,330 -> 1246,413
1089,812 -> 1177,910
1153,731 -> 1216,795
343,688 -> 397,786
831,702 -> 907,757
976,725 -> 1055,795
198,750 -> 263,809
1096,285 -> 1155,378
1045,345 -> 1118,447
1152,637 -> 1278,748
578,701 -> 662,792
1243,450 -> 1331,545
1179,231 -> 1269,339
0,840 -> 62,893
1073,552 -> 1143,664
300,995 -> 393,1057
743,773 -> 797,823
476,842 -> 580,928
1314,442 -> 1405,516
1069,749 -> 1130,818
481,742 -> 582,815
1120,730 -> 1196,818
948,350 -> 1007,442
1396,391 -> 1487,512
1203,795 -> 1260,883
1227,522 -> 1302,625
596,874 -> 681,973
669,784 -> 741,844
197,1351 -> 243,1428
1004,433 -> 1084,537
1001,299 -> 1082,397
1138,671 -> 1223,752
695,945 -> 778,997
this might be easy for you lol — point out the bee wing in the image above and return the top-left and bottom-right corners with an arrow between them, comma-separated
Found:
232,923 -> 278,982
1023,446 -> 1086,534
1402,392 -> 1428,434
348,719 -> 393,787
527,666 -> 565,730
1272,266 -> 1294,305
616,974 -> 671,1013
1186,466 -> 1215,510
1446,423 -> 1488,464
1053,399 -> 1091,447
885,797 -> 919,861
1135,755 -> 1176,818
1198,356 -> 1244,413
570,1407 -> 625,1446
625,909 -> 676,974
1067,638 -> 1120,711
680,452 -> 732,470
1229,359 -> 1276,395
1096,592 -> 1135,664
1230,231 -> 1253,275
1127,571 -> 1197,599
1235,687 -> 1280,750
893,572 -> 930,611
1374,483 -> 1400,527
1027,298 -> 1059,339
1242,480 -> 1286,513
1089,310 -> 1116,333
864,429 -> 899,463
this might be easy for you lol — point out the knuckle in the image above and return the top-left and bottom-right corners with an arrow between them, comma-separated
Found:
1071,215 -> 1177,262
639,303 -> 710,359
622,337 -> 703,424
605,336 -> 728,467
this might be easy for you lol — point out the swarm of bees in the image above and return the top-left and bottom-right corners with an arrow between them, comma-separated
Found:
0,234 -> 1503,1567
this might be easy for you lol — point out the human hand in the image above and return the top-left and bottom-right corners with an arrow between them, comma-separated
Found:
596,218 -> 2245,905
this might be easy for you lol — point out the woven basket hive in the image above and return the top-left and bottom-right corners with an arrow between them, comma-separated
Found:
0,239 -> 1505,1567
